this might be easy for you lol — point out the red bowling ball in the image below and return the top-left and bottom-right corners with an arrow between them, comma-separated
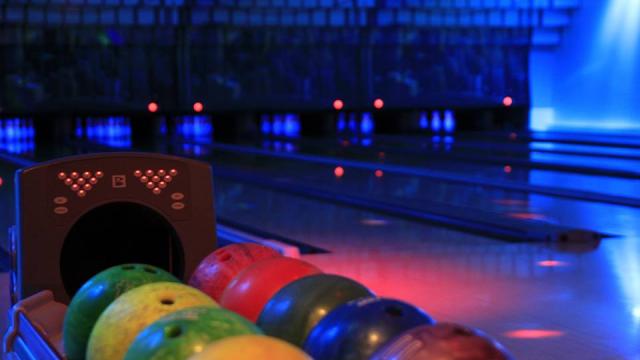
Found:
220,257 -> 322,322
370,323 -> 514,360
189,243 -> 281,301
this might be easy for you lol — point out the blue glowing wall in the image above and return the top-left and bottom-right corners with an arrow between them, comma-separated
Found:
530,0 -> 640,132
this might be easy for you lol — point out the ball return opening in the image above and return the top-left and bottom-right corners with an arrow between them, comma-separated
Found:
11,152 -> 216,304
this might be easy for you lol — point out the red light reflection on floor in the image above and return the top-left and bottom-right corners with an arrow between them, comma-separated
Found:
507,212 -> 547,221
493,199 -> 530,206
504,329 -> 565,339
360,218 -> 389,226
537,260 -> 569,267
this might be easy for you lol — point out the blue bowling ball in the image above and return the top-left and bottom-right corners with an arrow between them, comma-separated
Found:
303,297 -> 435,360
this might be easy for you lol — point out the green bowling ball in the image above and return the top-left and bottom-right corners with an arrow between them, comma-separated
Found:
124,306 -> 262,360
63,264 -> 179,360
257,274 -> 374,346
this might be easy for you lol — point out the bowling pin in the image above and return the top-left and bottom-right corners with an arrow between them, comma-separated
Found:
273,114 -> 283,136
444,110 -> 455,133
419,111 -> 429,130
360,112 -> 374,135
337,113 -> 346,133
348,113 -> 357,132
431,111 -> 442,132
284,113 -> 296,137
261,114 -> 271,135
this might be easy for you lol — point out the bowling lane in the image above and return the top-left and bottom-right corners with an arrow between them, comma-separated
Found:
170,142 -> 640,239
214,176 -> 640,360
410,135 -> 640,159
1,146 -> 639,359
410,129 -> 640,148
369,134 -> 640,171
240,136 -> 640,199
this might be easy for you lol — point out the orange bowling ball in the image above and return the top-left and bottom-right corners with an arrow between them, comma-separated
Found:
188,335 -> 311,360
220,257 -> 322,322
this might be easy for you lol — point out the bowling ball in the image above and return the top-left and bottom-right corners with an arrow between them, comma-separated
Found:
188,335 -> 311,360
86,282 -> 217,360
257,274 -> 374,346
63,264 -> 179,360
189,243 -> 281,301
370,323 -> 514,360
220,257 -> 322,322
124,306 -> 261,360
303,297 -> 435,360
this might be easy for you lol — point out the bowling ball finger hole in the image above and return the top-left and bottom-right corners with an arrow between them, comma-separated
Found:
121,265 -> 135,270
160,298 -> 175,306
453,327 -> 473,336
165,325 -> 183,338
218,252 -> 232,262
143,266 -> 158,274
385,306 -> 404,317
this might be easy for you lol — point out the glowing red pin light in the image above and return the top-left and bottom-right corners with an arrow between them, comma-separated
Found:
193,102 -> 204,113
333,99 -> 344,111
375,169 -> 384,178
503,96 -> 513,107
373,98 -> 384,109
147,102 -> 159,113
334,166 -> 345,178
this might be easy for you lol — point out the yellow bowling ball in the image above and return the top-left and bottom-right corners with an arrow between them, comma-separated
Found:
188,335 -> 311,360
87,282 -> 217,360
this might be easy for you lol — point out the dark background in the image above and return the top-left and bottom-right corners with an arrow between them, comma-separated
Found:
0,2 -> 564,113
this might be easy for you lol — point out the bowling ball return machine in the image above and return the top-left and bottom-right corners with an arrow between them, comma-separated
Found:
3,153 -> 217,359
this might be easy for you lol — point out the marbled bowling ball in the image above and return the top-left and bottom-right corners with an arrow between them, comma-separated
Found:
304,297 -> 435,360
257,274 -> 374,346
86,282 -> 217,360
63,264 -> 179,360
188,335 -> 312,360
189,244 -> 281,301
221,257 -> 321,322
124,306 -> 261,360
370,323 -> 514,360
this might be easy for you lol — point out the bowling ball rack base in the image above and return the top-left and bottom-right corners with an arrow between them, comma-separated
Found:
3,290 -> 67,360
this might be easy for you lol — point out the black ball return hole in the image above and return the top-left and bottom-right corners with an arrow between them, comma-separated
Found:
60,202 -> 184,297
